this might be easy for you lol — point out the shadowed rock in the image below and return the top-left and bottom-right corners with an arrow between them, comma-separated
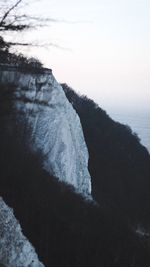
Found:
0,197 -> 44,267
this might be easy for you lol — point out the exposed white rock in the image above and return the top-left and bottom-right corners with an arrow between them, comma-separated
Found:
0,197 -> 44,267
0,66 -> 91,195
136,225 -> 150,238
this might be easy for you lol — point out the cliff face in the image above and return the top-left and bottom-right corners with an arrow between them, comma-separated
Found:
0,198 -> 44,267
0,65 -> 91,195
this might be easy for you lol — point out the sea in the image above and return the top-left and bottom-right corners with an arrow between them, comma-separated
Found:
109,112 -> 150,154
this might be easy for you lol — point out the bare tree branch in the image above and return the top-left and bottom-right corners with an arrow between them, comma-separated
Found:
7,41 -> 70,51
0,0 -> 22,26
0,0 -> 68,65
0,0 -> 55,33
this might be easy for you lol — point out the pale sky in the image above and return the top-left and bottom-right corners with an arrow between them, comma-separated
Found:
13,0 -> 150,114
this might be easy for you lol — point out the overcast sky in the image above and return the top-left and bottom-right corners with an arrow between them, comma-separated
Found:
19,0 -> 150,114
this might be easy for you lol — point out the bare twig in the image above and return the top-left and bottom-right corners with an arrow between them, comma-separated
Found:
0,0 -> 22,26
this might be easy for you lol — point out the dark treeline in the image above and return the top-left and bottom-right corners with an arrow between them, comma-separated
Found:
0,37 -> 43,69
0,85 -> 150,266
62,84 -> 150,227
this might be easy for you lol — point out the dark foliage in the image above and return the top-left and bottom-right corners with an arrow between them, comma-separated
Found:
62,83 -> 150,226
0,85 -> 150,267
0,45 -> 43,69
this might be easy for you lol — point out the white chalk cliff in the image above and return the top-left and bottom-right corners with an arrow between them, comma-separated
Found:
0,65 -> 91,195
0,197 -> 44,267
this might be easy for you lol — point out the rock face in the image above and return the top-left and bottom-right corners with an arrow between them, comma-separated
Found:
0,197 -> 44,267
0,65 -> 91,195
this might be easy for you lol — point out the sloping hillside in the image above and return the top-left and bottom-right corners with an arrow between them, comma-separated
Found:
62,83 -> 150,226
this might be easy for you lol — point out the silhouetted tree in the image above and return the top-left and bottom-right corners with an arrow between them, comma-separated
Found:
0,0 -> 51,49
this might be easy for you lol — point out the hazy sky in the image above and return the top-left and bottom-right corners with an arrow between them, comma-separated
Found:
16,0 -> 150,114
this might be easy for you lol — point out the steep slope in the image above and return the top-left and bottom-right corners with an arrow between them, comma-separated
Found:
1,71 -> 150,267
0,65 -> 91,195
62,83 -> 150,226
0,198 -> 44,267
0,124 -> 150,267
